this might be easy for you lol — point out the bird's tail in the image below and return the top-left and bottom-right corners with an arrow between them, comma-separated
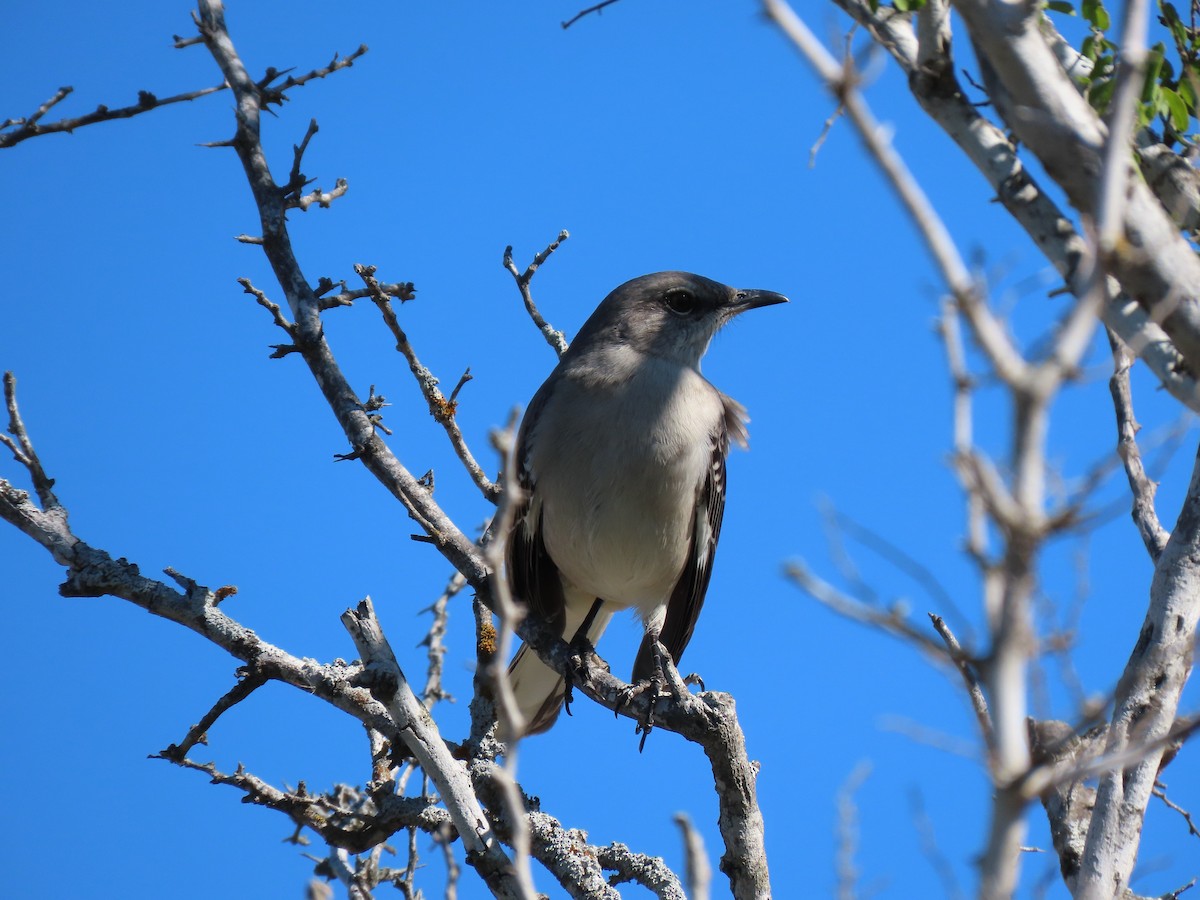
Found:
507,603 -> 612,736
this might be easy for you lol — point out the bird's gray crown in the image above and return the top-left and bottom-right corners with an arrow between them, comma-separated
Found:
566,271 -> 787,369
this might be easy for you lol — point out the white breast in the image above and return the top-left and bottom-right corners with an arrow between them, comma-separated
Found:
526,357 -> 723,616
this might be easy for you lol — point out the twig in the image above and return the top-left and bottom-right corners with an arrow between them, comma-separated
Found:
289,178 -> 348,211
319,279 -> 414,311
159,668 -> 269,761
561,0 -> 621,29
159,752 -> 449,854
1,372 -> 61,511
938,301 -> 991,567
835,761 -> 871,900
355,263 -> 500,503
673,813 -> 712,900
0,82 -> 228,149
195,2 -> 484,583
239,277 -> 295,333
1108,333 -> 1170,560
503,232 -> 570,357
929,613 -> 995,756
909,787 -> 966,900
786,561 -> 949,660
477,421 -> 536,891
827,504 -> 974,641
340,597 -> 525,897
279,124 -> 350,214
1153,783 -> 1200,839
419,571 -> 467,709
1022,715 -> 1200,802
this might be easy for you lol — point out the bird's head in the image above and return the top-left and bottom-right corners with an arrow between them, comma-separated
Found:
573,271 -> 788,369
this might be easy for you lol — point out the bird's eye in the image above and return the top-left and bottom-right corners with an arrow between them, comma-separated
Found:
664,289 -> 697,316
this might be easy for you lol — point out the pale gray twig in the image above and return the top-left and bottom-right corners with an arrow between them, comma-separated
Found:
355,262 -> 500,503
835,761 -> 872,900
1108,335 -> 1170,560
673,813 -> 712,900
503,232 -> 570,357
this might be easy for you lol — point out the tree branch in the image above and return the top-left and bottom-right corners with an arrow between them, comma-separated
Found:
503,232 -> 571,358
354,263 -> 500,503
193,0 -> 487,587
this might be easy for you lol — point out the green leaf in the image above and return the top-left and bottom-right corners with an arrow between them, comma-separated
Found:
1045,0 -> 1076,13
1082,0 -> 1110,30
893,0 -> 928,10
1180,74 -> 1197,111
1089,76 -> 1117,112
1143,43 -> 1166,103
1137,100 -> 1156,129
1162,86 -> 1191,131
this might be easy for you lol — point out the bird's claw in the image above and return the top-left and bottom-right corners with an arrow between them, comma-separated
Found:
562,635 -> 605,719
616,670 -> 666,752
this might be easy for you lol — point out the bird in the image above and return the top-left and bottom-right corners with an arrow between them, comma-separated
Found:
504,271 -> 787,738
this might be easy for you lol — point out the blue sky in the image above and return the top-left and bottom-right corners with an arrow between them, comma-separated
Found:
2,1 -> 1197,898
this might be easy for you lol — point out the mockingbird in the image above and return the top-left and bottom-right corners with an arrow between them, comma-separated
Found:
505,271 -> 786,738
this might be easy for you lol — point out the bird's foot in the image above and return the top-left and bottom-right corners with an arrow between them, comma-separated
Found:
617,639 -> 674,751
682,671 -> 705,691
562,634 -> 606,719
617,675 -> 664,752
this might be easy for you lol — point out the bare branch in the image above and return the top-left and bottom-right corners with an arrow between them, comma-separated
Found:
419,571 -> 466,709
340,597 -> 526,898
477,421 -> 534,887
929,613 -> 994,756
193,1 -> 486,585
561,0 -> 621,30
1153,783 -> 1200,841
159,668 -> 268,762
1,39 -> 367,151
763,0 -> 1033,388
1109,334 -> 1170,560
828,0 -> 1200,413
503,232 -> 571,357
835,761 -> 871,900
161,753 -> 449,855
909,787 -> 966,900
2,372 -> 62,512
956,0 -> 1200,381
786,561 -> 950,661
674,813 -> 712,900
239,277 -> 296,334
1075,440 -> 1200,895
0,83 -> 227,150
355,263 -> 500,503
318,279 -> 415,311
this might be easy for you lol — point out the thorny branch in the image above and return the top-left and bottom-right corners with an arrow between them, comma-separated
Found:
0,44 -> 367,151
0,83 -> 228,149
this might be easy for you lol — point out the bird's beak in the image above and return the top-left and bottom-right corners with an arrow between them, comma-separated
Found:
730,289 -> 789,313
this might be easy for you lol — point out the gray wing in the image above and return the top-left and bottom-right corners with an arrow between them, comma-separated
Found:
506,379 -> 567,635
632,426 -> 727,681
